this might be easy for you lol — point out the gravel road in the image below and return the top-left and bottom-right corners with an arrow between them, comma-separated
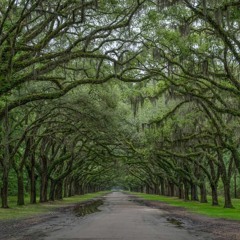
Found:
12,192 -> 213,240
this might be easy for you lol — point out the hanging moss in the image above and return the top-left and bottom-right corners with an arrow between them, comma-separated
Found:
179,22 -> 190,37
156,0 -> 180,10
148,96 -> 158,106
214,8 -> 223,26
152,48 -> 162,60
130,94 -> 145,117
202,0 -> 207,20
202,59 -> 209,76
81,0 -> 86,23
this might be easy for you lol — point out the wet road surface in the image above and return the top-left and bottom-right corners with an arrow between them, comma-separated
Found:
19,192 -> 212,240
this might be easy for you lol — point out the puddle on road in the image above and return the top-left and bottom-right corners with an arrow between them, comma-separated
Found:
166,217 -> 183,228
74,199 -> 103,217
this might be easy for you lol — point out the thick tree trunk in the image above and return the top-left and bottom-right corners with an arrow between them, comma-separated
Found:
74,180 -> 80,195
17,171 -> 24,205
211,184 -> 219,206
40,173 -> 48,202
1,111 -> 10,209
199,183 -> 208,203
184,181 -> 190,201
1,169 -> 9,208
55,181 -> 63,200
178,184 -> 184,199
146,185 -> 150,194
234,169 -> 237,198
40,155 -> 48,202
63,179 -> 68,197
68,179 -> 73,197
29,148 -> 37,204
30,172 -> 37,204
80,184 -> 85,195
169,182 -> 174,197
160,179 -> 165,195
154,184 -> 160,195
49,180 -> 56,201
223,181 -> 234,208
190,184 -> 199,201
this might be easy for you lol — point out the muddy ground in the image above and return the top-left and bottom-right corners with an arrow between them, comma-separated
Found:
0,193 -> 239,240
131,195 -> 240,240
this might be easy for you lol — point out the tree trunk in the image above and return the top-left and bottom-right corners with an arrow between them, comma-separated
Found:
146,185 -> 150,194
68,179 -> 73,197
183,181 -> 190,201
55,181 -> 63,200
80,184 -> 85,195
223,181 -> 234,208
74,180 -> 80,195
40,173 -> 48,202
1,169 -> 9,208
234,168 -> 237,198
169,182 -> 174,197
210,184 -> 219,206
199,183 -> 208,203
63,179 -> 68,197
190,184 -> 199,201
17,171 -> 24,205
40,155 -> 48,202
178,184 -> 184,199
49,180 -> 56,201
1,110 -> 10,208
154,184 -> 160,195
30,171 -> 37,204
29,146 -> 37,204
160,179 -> 165,195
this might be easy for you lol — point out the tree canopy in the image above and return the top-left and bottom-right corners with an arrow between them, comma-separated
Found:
1,0 -> 240,209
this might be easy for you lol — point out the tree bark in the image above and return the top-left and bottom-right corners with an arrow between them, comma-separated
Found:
55,181 -> 63,200
160,179 -> 165,195
169,182 -> 175,197
199,182 -> 208,203
1,109 -> 10,208
68,178 -> 73,197
40,155 -> 48,202
223,181 -> 234,208
49,180 -> 56,201
1,169 -> 9,208
190,183 -> 199,201
17,171 -> 25,205
210,184 -> 219,206
30,170 -> 37,204
40,172 -> 48,202
183,181 -> 190,201
178,184 -> 184,199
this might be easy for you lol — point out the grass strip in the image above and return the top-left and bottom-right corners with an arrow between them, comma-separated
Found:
0,191 -> 108,220
131,192 -> 240,221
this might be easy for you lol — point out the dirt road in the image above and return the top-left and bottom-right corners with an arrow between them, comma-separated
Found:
12,192 -> 213,240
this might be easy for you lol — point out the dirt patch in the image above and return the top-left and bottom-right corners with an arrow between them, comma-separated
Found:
130,196 -> 240,240
166,217 -> 183,228
74,199 -> 103,216
0,198 -> 103,240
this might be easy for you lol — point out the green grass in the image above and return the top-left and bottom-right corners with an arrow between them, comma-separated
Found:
0,192 -> 109,220
131,192 -> 240,221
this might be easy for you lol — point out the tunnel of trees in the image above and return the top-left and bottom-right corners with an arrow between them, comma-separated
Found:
0,0 -> 240,209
